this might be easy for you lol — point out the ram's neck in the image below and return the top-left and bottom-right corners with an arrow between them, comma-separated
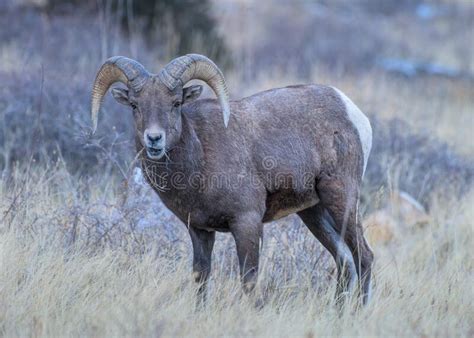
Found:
168,113 -> 204,169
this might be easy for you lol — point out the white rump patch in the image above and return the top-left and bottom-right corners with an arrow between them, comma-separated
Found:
331,87 -> 372,176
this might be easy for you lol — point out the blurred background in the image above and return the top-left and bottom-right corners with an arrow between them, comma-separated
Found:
0,0 -> 473,269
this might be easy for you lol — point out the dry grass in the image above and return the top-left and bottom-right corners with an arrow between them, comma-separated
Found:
0,164 -> 472,337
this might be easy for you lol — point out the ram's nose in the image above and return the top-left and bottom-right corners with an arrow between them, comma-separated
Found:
146,132 -> 162,144
144,129 -> 165,147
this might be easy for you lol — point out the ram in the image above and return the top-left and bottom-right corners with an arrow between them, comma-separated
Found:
91,54 -> 374,305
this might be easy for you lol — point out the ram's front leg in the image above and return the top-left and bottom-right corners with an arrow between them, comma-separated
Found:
230,212 -> 263,301
189,226 -> 215,307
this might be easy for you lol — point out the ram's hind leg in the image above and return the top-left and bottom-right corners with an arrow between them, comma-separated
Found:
344,212 -> 374,304
317,176 -> 374,305
298,205 -> 357,305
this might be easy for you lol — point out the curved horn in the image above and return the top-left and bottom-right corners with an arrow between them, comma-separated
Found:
158,54 -> 231,127
91,56 -> 149,133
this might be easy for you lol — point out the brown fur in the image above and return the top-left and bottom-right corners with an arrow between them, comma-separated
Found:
109,74 -> 374,306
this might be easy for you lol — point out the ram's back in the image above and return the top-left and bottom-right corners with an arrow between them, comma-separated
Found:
190,84 -> 369,176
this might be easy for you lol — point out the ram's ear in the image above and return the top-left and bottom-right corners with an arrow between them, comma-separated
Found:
182,85 -> 203,103
111,87 -> 130,106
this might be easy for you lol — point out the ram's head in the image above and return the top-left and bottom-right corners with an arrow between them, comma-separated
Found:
91,54 -> 230,159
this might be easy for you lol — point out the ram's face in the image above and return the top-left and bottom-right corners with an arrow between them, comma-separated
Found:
112,77 -> 202,160
91,55 -> 230,160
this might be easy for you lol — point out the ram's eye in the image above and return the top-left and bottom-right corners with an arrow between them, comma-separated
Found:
173,101 -> 181,108
130,102 -> 138,110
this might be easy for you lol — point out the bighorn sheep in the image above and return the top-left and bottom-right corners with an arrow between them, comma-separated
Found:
91,54 -> 374,305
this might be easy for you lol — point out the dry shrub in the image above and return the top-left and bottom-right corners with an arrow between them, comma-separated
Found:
364,116 -> 474,208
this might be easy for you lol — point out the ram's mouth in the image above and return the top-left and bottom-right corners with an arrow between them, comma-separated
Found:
146,147 -> 165,159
